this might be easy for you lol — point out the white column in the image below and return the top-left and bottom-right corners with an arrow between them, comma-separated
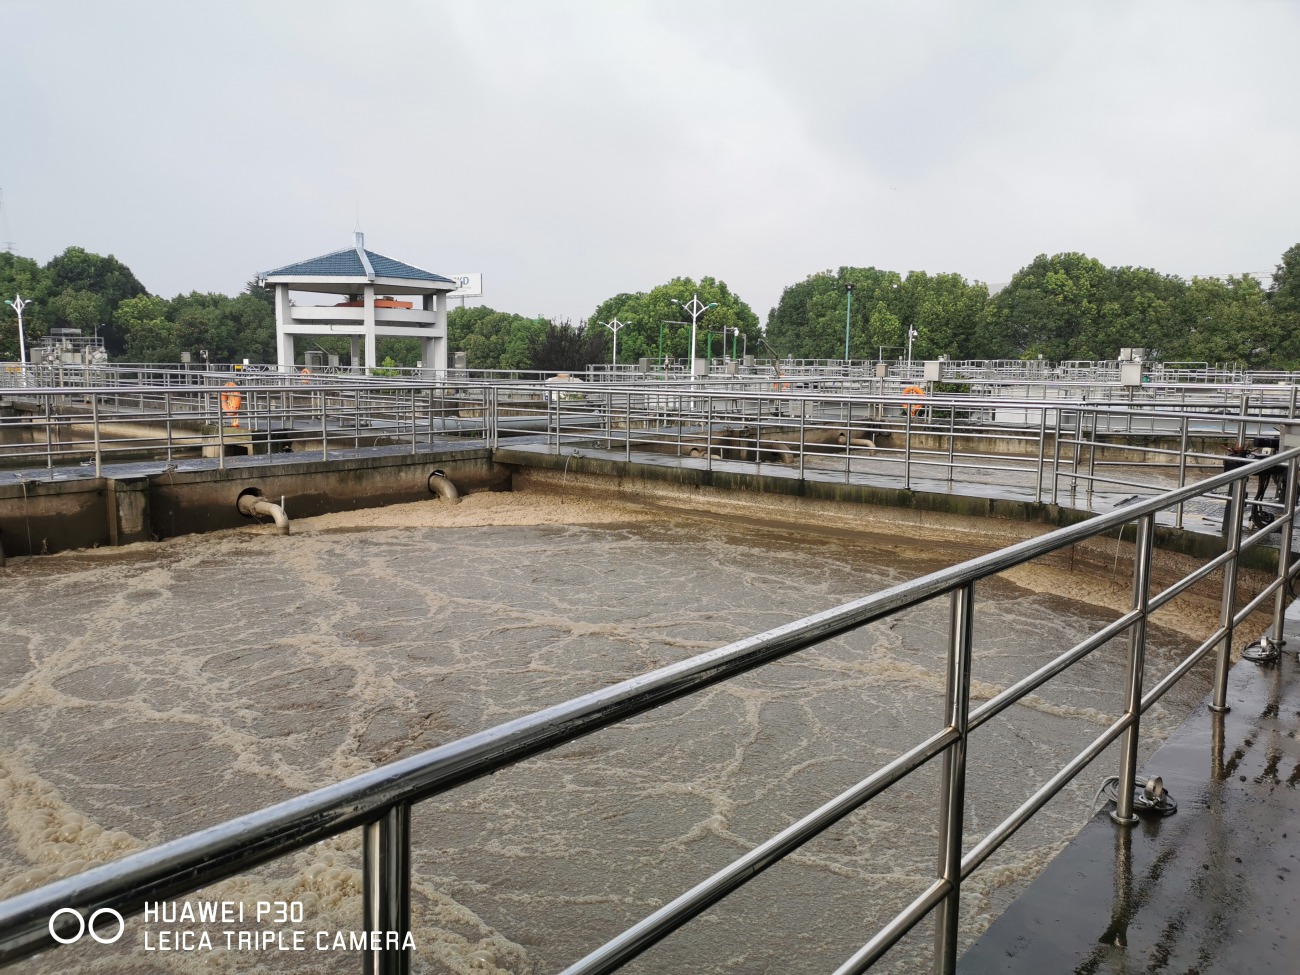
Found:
363,284 -> 377,373
350,336 -> 361,372
275,285 -> 295,371
433,292 -> 448,372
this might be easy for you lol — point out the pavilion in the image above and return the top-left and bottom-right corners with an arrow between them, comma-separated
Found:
259,233 -> 460,373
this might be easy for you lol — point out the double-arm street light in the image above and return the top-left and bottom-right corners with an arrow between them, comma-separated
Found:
599,317 -> 628,368
4,294 -> 32,375
668,294 -> 717,373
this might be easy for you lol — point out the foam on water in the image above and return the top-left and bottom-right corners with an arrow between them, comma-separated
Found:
0,492 -> 1229,973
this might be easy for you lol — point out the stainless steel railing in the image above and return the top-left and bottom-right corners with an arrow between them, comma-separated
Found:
2,380 -> 1291,534
0,450 -> 1296,973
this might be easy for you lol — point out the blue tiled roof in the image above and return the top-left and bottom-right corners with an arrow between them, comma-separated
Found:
265,247 -> 455,285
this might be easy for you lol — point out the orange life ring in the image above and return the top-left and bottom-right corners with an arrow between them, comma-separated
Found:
772,381 -> 790,392
220,383 -> 242,427
902,385 -> 925,415
300,368 -> 312,384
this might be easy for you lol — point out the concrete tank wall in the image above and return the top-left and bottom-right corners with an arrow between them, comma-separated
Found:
0,449 -> 512,556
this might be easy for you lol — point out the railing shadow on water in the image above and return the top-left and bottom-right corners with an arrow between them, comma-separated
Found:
0,442 -> 1296,973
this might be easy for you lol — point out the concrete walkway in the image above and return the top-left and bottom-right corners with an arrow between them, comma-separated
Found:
960,607 -> 1300,974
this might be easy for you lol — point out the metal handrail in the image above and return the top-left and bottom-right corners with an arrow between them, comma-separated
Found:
1,448 -> 1295,972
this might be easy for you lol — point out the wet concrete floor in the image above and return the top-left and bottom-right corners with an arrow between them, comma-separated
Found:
960,607 -> 1300,974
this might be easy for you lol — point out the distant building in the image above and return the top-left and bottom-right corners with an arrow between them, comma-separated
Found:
259,233 -> 460,372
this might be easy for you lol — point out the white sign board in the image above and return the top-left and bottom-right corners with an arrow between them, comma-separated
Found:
447,273 -> 483,298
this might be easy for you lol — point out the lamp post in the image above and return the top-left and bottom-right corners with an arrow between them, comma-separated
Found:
599,317 -> 627,370
668,294 -> 717,375
906,326 -> 918,372
4,294 -> 32,377
844,282 -> 854,362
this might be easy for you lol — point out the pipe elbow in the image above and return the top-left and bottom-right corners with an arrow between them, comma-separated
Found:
238,493 -> 291,534
428,471 -> 461,504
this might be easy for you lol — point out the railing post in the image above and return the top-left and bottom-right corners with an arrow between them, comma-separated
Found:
904,405 -> 913,491
362,803 -> 411,975
320,389 -> 329,460
797,409 -> 805,480
217,396 -> 226,471
1271,453 -> 1298,644
91,393 -> 102,477
1175,416 -> 1189,529
625,391 -> 632,462
932,582 -> 974,974
1034,403 -> 1047,503
1211,478 -> 1245,713
1111,513 -> 1155,825
706,396 -> 713,471
1050,405 -> 1063,506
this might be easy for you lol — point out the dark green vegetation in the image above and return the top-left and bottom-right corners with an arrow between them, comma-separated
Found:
3,244 -> 1298,369
771,246 -> 1300,367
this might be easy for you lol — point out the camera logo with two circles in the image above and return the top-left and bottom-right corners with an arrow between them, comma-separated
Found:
49,907 -> 125,945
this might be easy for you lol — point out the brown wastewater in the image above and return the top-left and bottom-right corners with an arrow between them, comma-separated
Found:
0,476 -> 1233,974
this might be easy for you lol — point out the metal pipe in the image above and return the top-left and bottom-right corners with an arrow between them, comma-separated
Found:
427,471 -> 460,504
237,493 -> 291,534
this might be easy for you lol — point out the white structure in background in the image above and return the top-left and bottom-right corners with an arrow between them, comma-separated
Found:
259,233 -> 460,373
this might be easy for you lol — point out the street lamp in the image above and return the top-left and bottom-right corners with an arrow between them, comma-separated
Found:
906,326 -> 918,371
599,317 -> 627,369
668,294 -> 717,374
4,294 -> 32,376
844,282 -> 854,362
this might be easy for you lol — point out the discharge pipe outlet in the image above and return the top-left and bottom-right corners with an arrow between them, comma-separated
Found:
428,470 -> 461,504
236,489 -> 291,535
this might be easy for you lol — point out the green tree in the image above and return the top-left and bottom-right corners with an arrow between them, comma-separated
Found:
982,253 -> 1111,361
117,295 -> 180,362
447,307 -> 549,371
39,247 -> 147,356
1173,276 -> 1277,368
1268,243 -> 1300,368
766,267 -> 985,361
588,276 -> 760,365
0,251 -> 44,360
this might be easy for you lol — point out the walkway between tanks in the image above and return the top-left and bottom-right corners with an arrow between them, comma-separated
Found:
0,432 -> 1260,538
960,604 -> 1300,974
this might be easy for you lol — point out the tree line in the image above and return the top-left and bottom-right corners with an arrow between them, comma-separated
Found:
3,243 -> 1298,370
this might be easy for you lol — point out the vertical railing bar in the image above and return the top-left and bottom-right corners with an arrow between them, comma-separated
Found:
904,403 -> 913,491
362,803 -> 411,975
1271,452 -> 1298,644
1175,416 -> 1189,529
797,406 -> 805,480
164,391 -> 173,463
1211,478 -> 1245,713
625,391 -> 632,462
91,393 -> 102,477
1111,512 -> 1155,824
217,392 -> 226,471
321,389 -> 329,461
1050,405 -> 1063,506
1034,403 -> 1047,503
706,396 -> 713,472
946,403 -> 955,488
932,582 -> 974,974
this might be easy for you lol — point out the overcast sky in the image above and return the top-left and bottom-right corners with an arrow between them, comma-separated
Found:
2,0 -> 1297,322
